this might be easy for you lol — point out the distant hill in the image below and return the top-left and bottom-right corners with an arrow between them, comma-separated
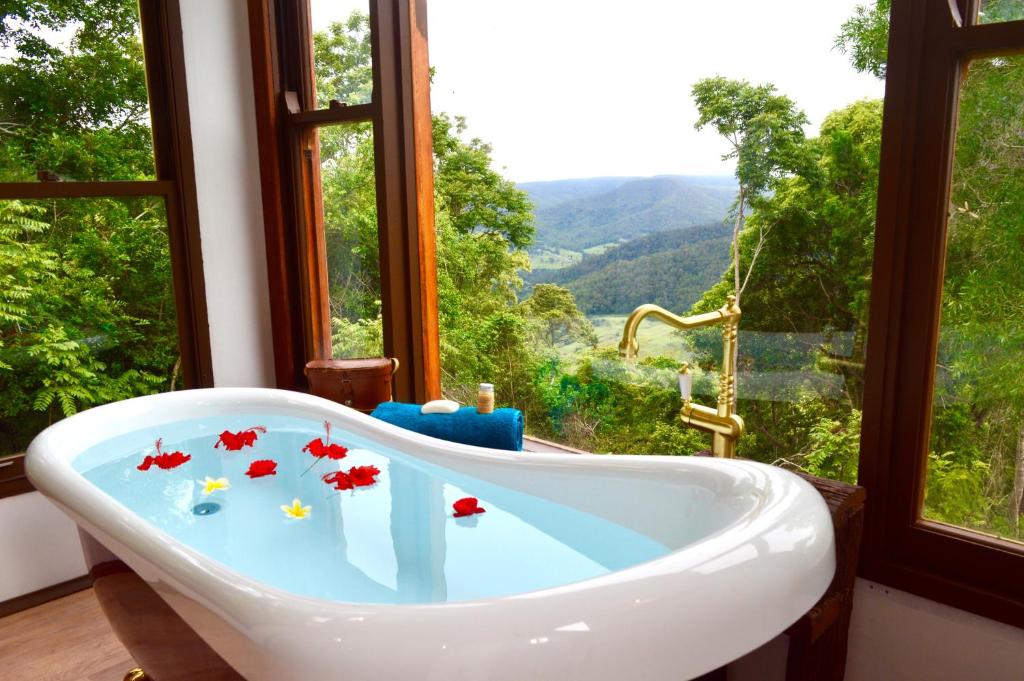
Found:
526,223 -> 732,315
518,177 -> 637,213
519,175 -> 736,252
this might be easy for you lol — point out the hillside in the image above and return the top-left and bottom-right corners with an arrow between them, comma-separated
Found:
520,175 -> 736,252
526,223 -> 732,315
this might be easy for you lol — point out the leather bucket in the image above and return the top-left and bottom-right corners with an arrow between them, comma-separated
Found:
304,357 -> 399,414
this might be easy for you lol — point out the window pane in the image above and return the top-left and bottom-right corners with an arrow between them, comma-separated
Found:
923,55 -> 1024,542
321,123 -> 382,358
309,0 -> 373,107
0,197 -> 178,455
977,0 -> 1024,23
428,1 -> 884,466
0,1 -> 156,180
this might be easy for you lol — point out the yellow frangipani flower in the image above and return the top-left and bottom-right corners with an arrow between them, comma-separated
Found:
281,498 -> 312,520
197,476 -> 230,496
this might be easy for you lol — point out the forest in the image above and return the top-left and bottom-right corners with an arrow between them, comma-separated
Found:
1,1 -> 1021,540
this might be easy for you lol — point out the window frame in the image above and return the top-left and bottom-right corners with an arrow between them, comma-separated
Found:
248,0 -> 440,403
859,0 -> 1024,627
0,0 -> 214,497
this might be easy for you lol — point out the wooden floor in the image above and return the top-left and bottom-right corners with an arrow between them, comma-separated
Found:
0,588 -> 135,681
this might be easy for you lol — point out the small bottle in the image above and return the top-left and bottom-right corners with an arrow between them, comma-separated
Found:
476,383 -> 495,414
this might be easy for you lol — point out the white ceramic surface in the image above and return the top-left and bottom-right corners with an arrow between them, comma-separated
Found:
26,388 -> 835,681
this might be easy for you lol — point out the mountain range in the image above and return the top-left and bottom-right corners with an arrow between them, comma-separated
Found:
517,175 -> 736,315
519,175 -> 737,252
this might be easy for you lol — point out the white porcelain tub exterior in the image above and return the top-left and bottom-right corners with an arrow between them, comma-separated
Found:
27,388 -> 835,681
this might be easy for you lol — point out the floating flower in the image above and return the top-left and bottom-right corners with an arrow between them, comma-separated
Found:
303,438 -> 349,460
281,498 -> 311,519
301,421 -> 348,478
347,465 -> 380,487
137,438 -> 191,471
453,497 -> 486,518
197,476 -> 230,496
215,426 -> 267,451
302,421 -> 348,460
323,470 -> 354,491
246,459 -> 278,478
322,464 -> 380,491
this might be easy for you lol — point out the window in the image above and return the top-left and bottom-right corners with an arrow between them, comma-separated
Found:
249,0 -> 438,401
0,0 -> 211,477
859,0 -> 1024,626
425,1 -> 884,462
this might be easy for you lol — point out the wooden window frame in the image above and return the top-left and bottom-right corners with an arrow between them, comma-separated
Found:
859,0 -> 1024,627
0,0 -> 213,498
248,0 -> 440,403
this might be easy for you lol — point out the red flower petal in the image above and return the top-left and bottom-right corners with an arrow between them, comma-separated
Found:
453,497 -> 486,517
303,438 -> 327,458
155,451 -> 191,469
246,459 -> 278,478
347,465 -> 380,487
138,439 -> 191,471
303,438 -> 348,460
322,470 -> 354,490
216,426 -> 267,451
324,443 -> 349,460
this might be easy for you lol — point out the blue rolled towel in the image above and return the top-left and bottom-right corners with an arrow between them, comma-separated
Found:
370,402 -> 524,451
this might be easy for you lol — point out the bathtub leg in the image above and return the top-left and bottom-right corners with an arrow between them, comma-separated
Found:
124,668 -> 149,681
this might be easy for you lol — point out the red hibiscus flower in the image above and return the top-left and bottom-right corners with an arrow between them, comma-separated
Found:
302,438 -> 349,460
137,438 -> 191,471
302,421 -> 348,460
245,459 -> 278,478
301,422 -> 349,478
322,470 -> 354,490
453,497 -> 486,517
215,426 -> 267,451
347,465 -> 380,487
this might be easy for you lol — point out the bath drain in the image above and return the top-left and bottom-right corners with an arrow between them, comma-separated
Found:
192,502 -> 221,516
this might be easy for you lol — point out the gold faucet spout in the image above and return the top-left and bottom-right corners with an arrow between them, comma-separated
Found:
618,296 -> 744,458
618,301 -> 739,359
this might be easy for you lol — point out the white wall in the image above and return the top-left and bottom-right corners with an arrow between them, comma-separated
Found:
179,0 -> 275,388
0,492 -> 87,601
844,579 -> 1024,681
729,578 -> 1024,681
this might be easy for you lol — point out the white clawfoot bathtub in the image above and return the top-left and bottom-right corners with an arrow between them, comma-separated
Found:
26,388 -> 834,681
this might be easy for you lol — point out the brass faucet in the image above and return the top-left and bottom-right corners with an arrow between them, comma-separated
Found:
618,295 -> 745,458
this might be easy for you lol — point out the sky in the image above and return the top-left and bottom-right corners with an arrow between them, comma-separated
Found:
312,0 -> 886,182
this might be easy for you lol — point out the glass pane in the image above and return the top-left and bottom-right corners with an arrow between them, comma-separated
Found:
321,123 -> 382,358
0,1 -> 156,180
922,55 -> 1024,542
977,0 -> 1024,23
428,1 -> 885,466
309,0 -> 373,107
0,197 -> 178,455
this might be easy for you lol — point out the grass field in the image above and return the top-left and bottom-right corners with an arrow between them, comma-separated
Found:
556,314 -> 693,363
529,248 -> 582,270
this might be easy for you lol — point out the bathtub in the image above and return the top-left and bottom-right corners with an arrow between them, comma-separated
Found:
26,388 -> 834,681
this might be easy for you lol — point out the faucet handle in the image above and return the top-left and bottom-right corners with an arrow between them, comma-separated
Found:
677,362 -> 693,401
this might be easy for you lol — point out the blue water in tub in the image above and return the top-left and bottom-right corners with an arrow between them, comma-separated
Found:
76,414 -> 670,605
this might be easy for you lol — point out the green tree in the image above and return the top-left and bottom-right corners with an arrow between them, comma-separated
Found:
691,77 -> 809,306
522,284 -> 597,348
0,1 -> 177,454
